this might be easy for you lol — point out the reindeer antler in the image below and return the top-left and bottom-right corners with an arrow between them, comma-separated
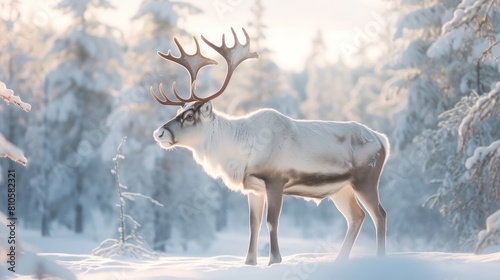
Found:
150,28 -> 259,106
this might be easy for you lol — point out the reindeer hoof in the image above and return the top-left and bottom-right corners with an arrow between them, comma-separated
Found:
245,256 -> 257,266
335,254 -> 349,262
268,255 -> 282,266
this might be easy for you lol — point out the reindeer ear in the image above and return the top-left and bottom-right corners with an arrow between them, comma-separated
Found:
199,101 -> 212,117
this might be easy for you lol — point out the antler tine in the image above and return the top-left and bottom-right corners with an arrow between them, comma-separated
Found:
201,28 -> 259,64
172,81 -> 202,102
221,33 -> 226,48
158,37 -> 217,84
194,27 -> 259,102
241,27 -> 252,47
152,36 -> 217,106
150,84 -> 185,106
230,28 -> 238,48
193,35 -> 202,55
174,37 -> 187,56
157,38 -> 185,68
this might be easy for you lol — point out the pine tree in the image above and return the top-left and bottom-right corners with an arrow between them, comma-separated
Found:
39,0 -> 123,235
422,0 -> 500,248
379,0 -> 465,249
386,0 -> 500,249
102,0 -> 219,251
0,0 -> 31,182
344,12 -> 398,132
301,30 -> 353,121
217,0 -> 300,117
0,0 -> 50,229
301,30 -> 329,119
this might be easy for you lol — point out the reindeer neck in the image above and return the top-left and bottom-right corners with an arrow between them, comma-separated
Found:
190,110 -> 250,182
205,111 -> 242,155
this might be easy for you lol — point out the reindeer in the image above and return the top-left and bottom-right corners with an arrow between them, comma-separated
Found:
151,28 -> 389,266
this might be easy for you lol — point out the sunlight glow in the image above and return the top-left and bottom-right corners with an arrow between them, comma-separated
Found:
167,0 -> 390,70
20,0 -> 389,71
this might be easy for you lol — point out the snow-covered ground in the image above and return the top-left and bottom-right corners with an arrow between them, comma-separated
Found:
25,250 -> 500,280
4,228 -> 500,280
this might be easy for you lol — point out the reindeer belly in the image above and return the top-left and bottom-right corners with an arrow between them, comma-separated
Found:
244,168 -> 352,197
283,170 -> 352,200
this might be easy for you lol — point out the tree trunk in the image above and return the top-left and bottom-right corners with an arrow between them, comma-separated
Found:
216,189 -> 228,231
154,211 -> 171,251
75,203 -> 83,233
41,77 -> 50,237
41,210 -> 50,237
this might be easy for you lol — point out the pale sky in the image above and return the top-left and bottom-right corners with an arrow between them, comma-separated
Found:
179,0 -> 390,70
23,0 -> 390,71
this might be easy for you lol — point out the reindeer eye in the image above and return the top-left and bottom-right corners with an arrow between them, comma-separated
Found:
184,113 -> 194,122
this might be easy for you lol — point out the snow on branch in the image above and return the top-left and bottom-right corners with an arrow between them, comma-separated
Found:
458,82 -> 500,152
0,134 -> 27,166
440,0 -> 500,61
475,210 -> 500,254
465,140 -> 500,170
464,140 -> 500,196
0,81 -> 31,112
0,81 -> 30,166
443,0 -> 495,34
121,192 -> 163,207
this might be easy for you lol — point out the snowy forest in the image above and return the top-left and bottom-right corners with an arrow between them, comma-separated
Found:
1,0 -> 500,279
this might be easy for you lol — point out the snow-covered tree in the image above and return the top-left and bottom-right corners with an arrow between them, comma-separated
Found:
344,10 -> 399,133
102,0 -> 219,252
0,4 -> 58,233
475,209 -> 500,254
425,85 -> 500,248
378,0 -> 466,249
0,0 -> 33,185
0,84 -> 68,280
388,0 -> 462,150
385,0 -> 500,249
216,0 -> 300,118
301,30 -> 351,121
35,0 -> 123,235
421,0 -> 500,248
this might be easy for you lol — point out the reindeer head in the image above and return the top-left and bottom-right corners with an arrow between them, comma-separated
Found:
152,28 -> 258,150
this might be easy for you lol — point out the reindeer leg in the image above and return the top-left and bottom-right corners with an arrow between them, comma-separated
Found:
354,187 -> 386,257
265,179 -> 284,265
245,193 -> 265,265
352,163 -> 387,257
330,185 -> 365,261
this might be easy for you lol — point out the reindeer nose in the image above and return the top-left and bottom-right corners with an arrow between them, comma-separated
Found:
158,130 -> 165,138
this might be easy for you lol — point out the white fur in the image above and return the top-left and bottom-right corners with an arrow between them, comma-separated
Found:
154,105 -> 390,198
